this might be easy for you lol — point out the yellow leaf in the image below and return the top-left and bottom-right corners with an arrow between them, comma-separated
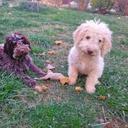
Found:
34,85 -> 48,93
75,86 -> 83,93
59,76 -> 69,85
98,96 -> 108,101
55,40 -> 64,45
48,50 -> 56,55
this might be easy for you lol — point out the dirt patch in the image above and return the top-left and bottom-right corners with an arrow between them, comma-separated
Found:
104,118 -> 128,128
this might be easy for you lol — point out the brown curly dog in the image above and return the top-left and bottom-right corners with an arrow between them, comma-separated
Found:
0,32 -> 46,92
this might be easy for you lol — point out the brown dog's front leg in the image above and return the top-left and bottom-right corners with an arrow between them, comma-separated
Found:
25,55 -> 46,77
18,73 -> 37,88
29,62 -> 46,77
17,72 -> 46,92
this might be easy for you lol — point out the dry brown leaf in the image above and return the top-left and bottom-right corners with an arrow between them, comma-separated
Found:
46,64 -> 55,70
75,86 -> 84,93
59,76 -> 69,85
55,40 -> 64,45
98,96 -> 108,101
48,50 -> 56,55
34,85 -> 48,93
45,60 -> 53,64
8,12 -> 12,15
37,52 -> 46,56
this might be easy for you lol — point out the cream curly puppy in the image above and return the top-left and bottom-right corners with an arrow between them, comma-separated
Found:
68,20 -> 112,94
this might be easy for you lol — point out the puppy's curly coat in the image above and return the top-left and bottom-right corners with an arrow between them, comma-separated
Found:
68,20 -> 112,94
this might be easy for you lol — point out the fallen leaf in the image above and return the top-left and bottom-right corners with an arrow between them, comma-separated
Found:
45,60 -> 53,64
37,52 -> 46,56
98,96 -> 108,101
59,76 -> 69,85
34,85 -> 48,93
75,86 -> 83,93
55,40 -> 64,45
8,12 -> 12,15
46,64 -> 55,70
48,50 -> 56,55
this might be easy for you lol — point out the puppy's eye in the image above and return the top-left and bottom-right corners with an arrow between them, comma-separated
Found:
99,39 -> 102,43
86,36 -> 90,40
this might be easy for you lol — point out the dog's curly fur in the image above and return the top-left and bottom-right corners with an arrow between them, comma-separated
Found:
0,32 -> 45,88
68,20 -> 112,94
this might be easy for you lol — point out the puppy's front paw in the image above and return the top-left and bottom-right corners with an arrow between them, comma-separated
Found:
86,85 -> 96,94
68,77 -> 76,85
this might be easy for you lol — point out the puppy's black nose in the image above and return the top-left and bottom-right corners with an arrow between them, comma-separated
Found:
87,50 -> 93,55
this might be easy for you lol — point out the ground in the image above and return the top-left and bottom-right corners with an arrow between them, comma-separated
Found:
0,6 -> 128,128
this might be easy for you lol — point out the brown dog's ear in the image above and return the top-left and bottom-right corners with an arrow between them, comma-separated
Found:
21,36 -> 31,49
101,34 -> 112,57
73,23 -> 88,45
4,33 -> 31,59
4,36 -> 15,59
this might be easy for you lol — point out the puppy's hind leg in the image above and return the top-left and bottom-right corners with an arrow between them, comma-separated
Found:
68,65 -> 78,85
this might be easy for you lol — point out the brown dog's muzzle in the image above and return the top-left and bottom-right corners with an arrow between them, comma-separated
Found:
13,44 -> 31,59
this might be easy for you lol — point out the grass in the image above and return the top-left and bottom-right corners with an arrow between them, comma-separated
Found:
0,5 -> 128,128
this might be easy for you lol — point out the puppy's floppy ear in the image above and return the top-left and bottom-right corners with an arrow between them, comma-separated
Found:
101,30 -> 112,57
73,23 -> 88,44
